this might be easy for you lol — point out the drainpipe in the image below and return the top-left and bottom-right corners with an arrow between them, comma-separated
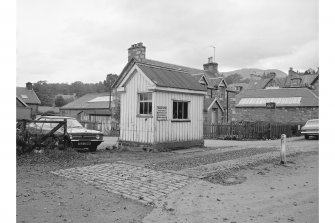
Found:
225,89 -> 236,123
226,91 -> 229,123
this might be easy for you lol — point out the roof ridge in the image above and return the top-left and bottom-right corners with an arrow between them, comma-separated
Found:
142,58 -> 204,73
137,61 -> 192,74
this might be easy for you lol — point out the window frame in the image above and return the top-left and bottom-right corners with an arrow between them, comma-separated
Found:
172,100 -> 190,122
137,92 -> 153,117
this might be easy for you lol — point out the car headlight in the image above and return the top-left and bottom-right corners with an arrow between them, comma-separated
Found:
69,134 -> 73,139
96,135 -> 100,139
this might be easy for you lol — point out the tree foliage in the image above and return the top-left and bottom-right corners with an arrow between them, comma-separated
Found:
224,73 -> 250,85
32,78 -> 118,106
54,96 -> 66,107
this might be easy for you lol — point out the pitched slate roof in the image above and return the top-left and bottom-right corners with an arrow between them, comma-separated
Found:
235,88 -> 319,107
141,59 -> 204,75
207,77 -> 227,88
204,97 -> 225,112
284,74 -> 318,88
60,92 -> 116,110
247,78 -> 273,89
113,58 -> 225,92
137,63 -> 207,91
16,87 -> 41,105
16,96 -> 29,107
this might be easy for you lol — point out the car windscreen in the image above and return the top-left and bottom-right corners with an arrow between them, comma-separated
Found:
49,119 -> 84,129
307,120 -> 318,125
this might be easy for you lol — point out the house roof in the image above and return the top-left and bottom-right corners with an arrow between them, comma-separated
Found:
141,59 -> 204,75
207,77 -> 227,88
235,88 -> 319,107
16,96 -> 29,107
284,74 -> 318,88
204,97 -> 225,112
247,78 -> 273,89
60,92 -> 116,110
113,58 -> 225,92
16,87 -> 41,105
137,63 -> 207,91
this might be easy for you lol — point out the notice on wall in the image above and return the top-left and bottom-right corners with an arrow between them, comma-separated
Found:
157,106 -> 167,121
266,102 -> 276,109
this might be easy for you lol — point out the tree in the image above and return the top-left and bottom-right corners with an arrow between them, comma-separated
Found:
54,96 -> 66,107
225,73 -> 249,85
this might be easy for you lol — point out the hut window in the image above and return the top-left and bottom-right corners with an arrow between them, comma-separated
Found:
138,93 -> 152,115
173,101 -> 188,119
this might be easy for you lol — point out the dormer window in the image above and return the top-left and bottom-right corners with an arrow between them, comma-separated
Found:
291,78 -> 301,87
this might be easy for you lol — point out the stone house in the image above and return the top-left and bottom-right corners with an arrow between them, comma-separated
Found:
16,82 -> 41,118
284,67 -> 319,89
233,88 -> 319,124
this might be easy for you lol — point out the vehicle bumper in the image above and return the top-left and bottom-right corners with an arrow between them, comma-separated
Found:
301,131 -> 319,136
70,140 -> 103,148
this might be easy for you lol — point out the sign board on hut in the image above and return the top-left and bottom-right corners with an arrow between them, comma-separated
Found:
266,102 -> 276,109
157,106 -> 167,120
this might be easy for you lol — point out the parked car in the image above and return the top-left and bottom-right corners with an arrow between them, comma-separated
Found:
301,119 -> 319,139
27,116 -> 104,151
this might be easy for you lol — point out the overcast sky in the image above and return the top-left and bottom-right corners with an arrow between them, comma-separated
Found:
16,0 -> 318,86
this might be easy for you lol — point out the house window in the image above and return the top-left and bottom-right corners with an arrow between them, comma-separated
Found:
291,78 -> 301,87
173,101 -> 188,119
138,93 -> 152,115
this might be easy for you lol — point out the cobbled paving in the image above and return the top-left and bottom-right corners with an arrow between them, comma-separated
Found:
51,162 -> 197,205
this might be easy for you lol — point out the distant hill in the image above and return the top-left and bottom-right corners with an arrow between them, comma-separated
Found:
220,68 -> 287,79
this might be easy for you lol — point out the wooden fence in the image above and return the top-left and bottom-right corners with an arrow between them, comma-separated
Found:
204,121 -> 302,140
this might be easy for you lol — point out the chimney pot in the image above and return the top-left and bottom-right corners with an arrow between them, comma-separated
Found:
128,42 -> 146,62
26,82 -> 33,90
203,58 -> 219,76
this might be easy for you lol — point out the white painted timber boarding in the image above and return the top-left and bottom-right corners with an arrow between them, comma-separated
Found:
154,91 -> 204,143
119,66 -> 155,143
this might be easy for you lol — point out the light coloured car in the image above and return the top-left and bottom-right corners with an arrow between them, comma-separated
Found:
28,116 -> 103,151
301,119 -> 319,139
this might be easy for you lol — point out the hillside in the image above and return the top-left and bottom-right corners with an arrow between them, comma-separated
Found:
220,68 -> 287,79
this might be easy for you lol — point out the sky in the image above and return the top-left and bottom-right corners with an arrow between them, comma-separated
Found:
16,0 -> 319,86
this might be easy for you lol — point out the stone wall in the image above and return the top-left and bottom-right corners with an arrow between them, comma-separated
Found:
233,106 -> 319,124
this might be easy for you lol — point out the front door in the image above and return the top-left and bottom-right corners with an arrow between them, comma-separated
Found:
211,108 -> 218,124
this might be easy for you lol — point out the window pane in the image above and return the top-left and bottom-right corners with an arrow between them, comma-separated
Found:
148,102 -> 152,114
143,93 -> 148,101
173,102 -> 177,119
144,102 -> 148,114
140,94 -> 143,101
140,102 -> 144,114
183,102 -> 188,119
178,102 -> 182,119
148,93 -> 152,100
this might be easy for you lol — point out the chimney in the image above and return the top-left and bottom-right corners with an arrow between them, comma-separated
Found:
288,67 -> 294,76
203,57 -> 219,75
128,42 -> 146,62
26,82 -> 33,90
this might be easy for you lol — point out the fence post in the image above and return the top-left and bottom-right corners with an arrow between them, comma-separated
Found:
63,119 -> 67,135
280,134 -> 287,164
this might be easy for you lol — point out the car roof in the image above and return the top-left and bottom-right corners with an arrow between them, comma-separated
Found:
39,116 -> 76,120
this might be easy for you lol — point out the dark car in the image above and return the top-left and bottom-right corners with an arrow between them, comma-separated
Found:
28,116 -> 104,151
301,119 -> 319,139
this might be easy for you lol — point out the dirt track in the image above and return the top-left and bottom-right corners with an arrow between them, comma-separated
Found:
17,136 -> 318,222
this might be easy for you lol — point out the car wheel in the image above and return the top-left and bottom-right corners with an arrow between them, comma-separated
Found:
89,145 -> 97,152
305,135 -> 309,139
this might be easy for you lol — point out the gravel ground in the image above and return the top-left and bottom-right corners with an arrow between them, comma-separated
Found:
146,147 -> 278,171
203,151 -> 318,185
